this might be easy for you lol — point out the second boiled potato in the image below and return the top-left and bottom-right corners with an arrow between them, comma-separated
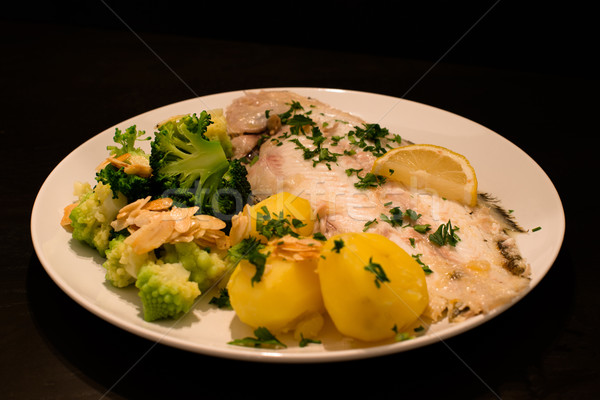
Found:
318,232 -> 429,342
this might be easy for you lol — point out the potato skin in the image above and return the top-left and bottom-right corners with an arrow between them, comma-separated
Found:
317,232 -> 429,342
227,251 -> 324,334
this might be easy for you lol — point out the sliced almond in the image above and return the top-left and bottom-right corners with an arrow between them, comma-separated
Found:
142,197 -> 173,211
60,202 -> 79,231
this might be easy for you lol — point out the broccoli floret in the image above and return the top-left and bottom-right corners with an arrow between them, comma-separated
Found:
150,112 -> 230,211
160,242 -> 228,292
96,164 -> 153,202
210,158 -> 252,218
103,234 -> 157,288
69,182 -> 127,257
135,261 -> 201,322
96,125 -> 153,201
107,125 -> 150,158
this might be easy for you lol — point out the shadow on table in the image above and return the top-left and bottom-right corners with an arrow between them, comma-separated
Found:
27,245 -> 574,399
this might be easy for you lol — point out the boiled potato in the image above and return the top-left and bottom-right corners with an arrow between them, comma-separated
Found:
227,247 -> 324,335
318,232 -> 428,342
249,192 -> 314,240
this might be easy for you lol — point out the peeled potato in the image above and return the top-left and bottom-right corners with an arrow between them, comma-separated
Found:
227,248 -> 324,334
318,232 -> 429,342
249,192 -> 314,241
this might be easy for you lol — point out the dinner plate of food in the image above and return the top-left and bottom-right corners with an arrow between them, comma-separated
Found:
30,87 -> 565,362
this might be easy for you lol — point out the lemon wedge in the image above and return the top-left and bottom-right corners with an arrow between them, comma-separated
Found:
371,144 -> 478,207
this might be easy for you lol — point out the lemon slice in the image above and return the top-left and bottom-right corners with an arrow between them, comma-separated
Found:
371,144 -> 478,206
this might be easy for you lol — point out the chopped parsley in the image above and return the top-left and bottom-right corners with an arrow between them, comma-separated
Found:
353,172 -> 387,189
208,288 -> 231,309
380,206 -> 403,227
363,218 -> 378,232
332,238 -> 345,253
256,206 -> 299,240
392,325 -> 414,342
364,257 -> 390,288
312,232 -> 327,241
227,237 -> 270,286
412,253 -> 433,275
429,220 -> 461,247
299,334 -> 322,347
413,224 -> 431,234
228,327 -> 287,349
532,226 -> 542,232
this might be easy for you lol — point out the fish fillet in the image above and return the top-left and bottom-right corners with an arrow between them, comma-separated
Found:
226,90 -> 530,324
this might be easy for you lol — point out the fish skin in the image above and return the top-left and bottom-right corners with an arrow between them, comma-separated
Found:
226,90 -> 531,323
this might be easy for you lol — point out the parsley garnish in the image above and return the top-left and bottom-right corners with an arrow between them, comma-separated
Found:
208,288 -> 232,309
312,232 -> 327,241
354,172 -> 387,189
228,327 -> 287,349
363,218 -> 378,232
412,253 -> 433,275
413,224 -> 431,234
392,324 -> 414,342
299,334 -> 322,347
332,238 -> 345,253
380,207 -> 403,227
256,206 -> 299,240
429,220 -> 461,247
364,257 -> 390,288
227,237 -> 270,285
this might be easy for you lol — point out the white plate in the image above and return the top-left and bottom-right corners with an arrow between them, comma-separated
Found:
30,87 -> 565,363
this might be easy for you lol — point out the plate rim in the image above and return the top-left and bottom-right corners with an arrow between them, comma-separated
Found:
30,86 -> 566,363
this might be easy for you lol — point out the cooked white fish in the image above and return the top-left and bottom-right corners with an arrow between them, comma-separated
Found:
226,90 -> 530,323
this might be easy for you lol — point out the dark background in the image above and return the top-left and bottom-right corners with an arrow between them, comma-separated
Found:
2,1 -> 598,399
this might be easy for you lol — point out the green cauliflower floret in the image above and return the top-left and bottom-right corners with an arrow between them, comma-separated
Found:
135,261 -> 201,322
103,234 -> 157,288
160,242 -> 228,292
204,109 -> 233,158
69,181 -> 127,257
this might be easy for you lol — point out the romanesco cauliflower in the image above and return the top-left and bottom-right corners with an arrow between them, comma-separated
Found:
103,234 -> 157,288
160,242 -> 228,292
135,261 -> 201,322
69,181 -> 127,257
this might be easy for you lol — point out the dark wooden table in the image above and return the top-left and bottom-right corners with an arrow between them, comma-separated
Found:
2,2 -> 598,399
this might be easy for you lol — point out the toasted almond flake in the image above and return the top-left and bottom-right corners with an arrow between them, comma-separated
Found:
268,235 -> 323,261
192,214 -> 227,230
229,204 -> 252,245
125,219 -> 176,254
123,163 -> 152,178
61,202 -> 79,231
142,198 -> 173,211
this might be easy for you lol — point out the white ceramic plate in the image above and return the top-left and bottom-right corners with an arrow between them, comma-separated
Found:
31,87 -> 565,363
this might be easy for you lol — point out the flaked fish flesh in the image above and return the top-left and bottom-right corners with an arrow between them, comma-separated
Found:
225,90 -> 530,324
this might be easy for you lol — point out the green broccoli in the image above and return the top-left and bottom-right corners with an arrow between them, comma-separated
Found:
210,158 -> 252,218
149,112 -> 252,217
160,242 -> 228,292
96,125 -> 153,201
135,261 -> 201,322
150,112 -> 230,211
96,164 -> 153,202
69,181 -> 127,257
103,234 -> 157,288
106,125 -> 150,157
